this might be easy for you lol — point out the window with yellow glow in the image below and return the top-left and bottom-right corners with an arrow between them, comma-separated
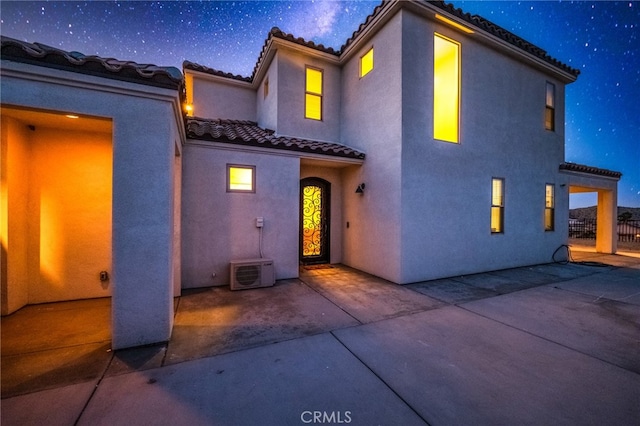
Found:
302,185 -> 322,256
545,82 -> 555,131
360,47 -> 374,77
545,184 -> 555,231
305,67 -> 323,120
434,33 -> 460,143
227,165 -> 255,193
491,178 -> 504,233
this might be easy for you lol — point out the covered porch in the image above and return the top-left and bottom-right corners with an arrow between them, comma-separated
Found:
560,162 -> 622,254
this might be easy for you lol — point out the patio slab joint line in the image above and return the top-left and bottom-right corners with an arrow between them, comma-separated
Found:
72,352 -> 115,426
456,304 -> 640,376
298,276 -> 363,326
329,331 -> 431,426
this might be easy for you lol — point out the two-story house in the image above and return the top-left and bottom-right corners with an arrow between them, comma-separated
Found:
1,0 -> 621,349
181,0 -> 619,288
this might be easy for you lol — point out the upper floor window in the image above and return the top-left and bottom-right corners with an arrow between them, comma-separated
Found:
305,67 -> 323,120
491,178 -> 504,233
434,33 -> 460,143
545,184 -> 555,231
360,47 -> 374,77
545,82 -> 555,131
227,164 -> 255,193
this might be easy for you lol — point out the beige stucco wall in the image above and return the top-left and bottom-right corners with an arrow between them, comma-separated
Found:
256,54 -> 278,131
340,11 -> 404,283
1,116 -> 30,314
28,126 -> 112,304
1,60 -> 183,349
191,73 -> 256,121
181,143 -> 300,288
397,10 -> 570,282
274,47 -> 341,142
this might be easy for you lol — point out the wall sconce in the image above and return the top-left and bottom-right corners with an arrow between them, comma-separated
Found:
184,103 -> 193,116
355,183 -> 365,194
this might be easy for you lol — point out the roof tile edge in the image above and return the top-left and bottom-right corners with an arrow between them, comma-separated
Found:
560,162 -> 622,179
1,36 -> 184,90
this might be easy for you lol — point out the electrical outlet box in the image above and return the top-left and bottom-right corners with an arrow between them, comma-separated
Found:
256,217 -> 264,228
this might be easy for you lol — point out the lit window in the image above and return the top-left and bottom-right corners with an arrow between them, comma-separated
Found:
491,178 -> 504,233
360,47 -> 374,77
305,67 -> 323,120
264,77 -> 269,99
227,165 -> 255,193
545,82 -> 555,131
545,184 -> 555,231
434,33 -> 460,143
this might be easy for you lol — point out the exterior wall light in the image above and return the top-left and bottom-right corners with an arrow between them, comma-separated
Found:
355,183 -> 365,194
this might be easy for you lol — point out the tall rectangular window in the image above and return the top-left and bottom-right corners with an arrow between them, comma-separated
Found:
545,184 -> 555,231
360,47 -> 374,77
434,33 -> 460,143
491,178 -> 504,233
545,82 -> 555,131
227,164 -> 255,193
305,67 -> 323,120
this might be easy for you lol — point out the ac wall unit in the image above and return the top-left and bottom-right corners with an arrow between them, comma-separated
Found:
230,259 -> 275,290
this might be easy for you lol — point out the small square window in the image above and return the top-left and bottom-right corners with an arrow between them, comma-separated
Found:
227,164 -> 255,193
360,47 -> 374,77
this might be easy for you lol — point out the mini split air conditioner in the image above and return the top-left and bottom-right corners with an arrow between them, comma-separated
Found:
230,259 -> 275,290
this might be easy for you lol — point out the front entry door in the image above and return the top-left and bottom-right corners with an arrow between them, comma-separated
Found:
300,178 -> 330,265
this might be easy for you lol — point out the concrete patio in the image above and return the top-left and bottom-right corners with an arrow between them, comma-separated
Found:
2,249 -> 639,425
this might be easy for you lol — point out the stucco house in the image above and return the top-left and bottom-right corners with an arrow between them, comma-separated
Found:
1,0 -> 621,349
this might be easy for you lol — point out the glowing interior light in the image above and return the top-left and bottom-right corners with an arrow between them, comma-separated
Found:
491,178 -> 504,233
305,67 -> 323,120
302,185 -> 322,256
435,14 -> 474,34
185,104 -> 194,116
228,166 -> 254,191
434,33 -> 460,143
545,184 -> 555,231
360,47 -> 374,77
65,115 -> 79,119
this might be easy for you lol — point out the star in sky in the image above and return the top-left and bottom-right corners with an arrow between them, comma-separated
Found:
1,1 -> 638,207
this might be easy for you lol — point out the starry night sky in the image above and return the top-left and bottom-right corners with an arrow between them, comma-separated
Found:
1,1 -> 638,207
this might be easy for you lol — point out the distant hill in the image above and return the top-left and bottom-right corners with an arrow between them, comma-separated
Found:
569,206 -> 640,220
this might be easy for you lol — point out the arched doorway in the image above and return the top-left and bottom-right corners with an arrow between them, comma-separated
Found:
300,177 -> 331,265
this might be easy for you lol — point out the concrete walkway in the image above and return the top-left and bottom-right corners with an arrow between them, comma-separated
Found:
2,251 -> 639,425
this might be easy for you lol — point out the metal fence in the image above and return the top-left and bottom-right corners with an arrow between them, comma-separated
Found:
569,219 -> 640,242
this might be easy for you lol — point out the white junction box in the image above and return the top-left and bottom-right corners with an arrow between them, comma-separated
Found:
229,259 -> 275,290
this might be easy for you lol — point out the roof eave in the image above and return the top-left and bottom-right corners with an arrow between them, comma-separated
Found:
409,1 -> 579,83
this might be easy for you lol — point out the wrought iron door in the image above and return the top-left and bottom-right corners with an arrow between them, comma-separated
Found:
300,178 -> 330,264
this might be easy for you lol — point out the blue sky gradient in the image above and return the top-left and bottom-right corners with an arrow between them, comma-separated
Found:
1,1 -> 638,207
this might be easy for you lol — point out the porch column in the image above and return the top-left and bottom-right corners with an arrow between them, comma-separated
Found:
596,189 -> 617,254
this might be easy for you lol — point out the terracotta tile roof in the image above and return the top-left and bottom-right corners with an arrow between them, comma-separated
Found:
186,117 -> 365,160
1,36 -> 184,90
560,162 -> 622,179
186,0 -> 578,83
426,1 -> 579,77
183,60 -> 252,82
